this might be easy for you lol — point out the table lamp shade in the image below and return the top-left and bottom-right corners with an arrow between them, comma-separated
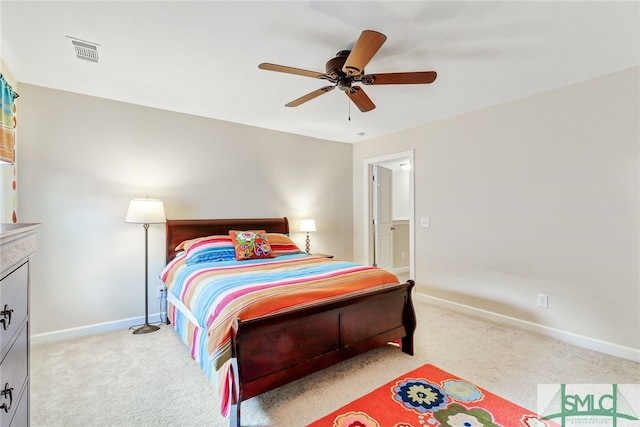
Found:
300,219 -> 316,232
125,199 -> 166,224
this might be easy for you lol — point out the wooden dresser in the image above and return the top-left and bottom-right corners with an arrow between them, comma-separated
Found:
0,224 -> 40,427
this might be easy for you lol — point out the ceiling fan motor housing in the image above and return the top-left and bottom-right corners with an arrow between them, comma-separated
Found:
326,51 -> 359,90
326,51 -> 350,78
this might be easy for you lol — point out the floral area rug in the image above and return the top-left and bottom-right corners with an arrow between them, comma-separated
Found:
308,364 -> 557,427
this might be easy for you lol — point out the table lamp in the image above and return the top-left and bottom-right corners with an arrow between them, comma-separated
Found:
300,219 -> 316,254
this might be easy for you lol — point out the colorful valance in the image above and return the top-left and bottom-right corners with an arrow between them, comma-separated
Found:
0,74 -> 18,164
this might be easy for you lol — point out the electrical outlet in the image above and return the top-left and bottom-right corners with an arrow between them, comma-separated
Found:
157,286 -> 167,299
537,294 -> 548,308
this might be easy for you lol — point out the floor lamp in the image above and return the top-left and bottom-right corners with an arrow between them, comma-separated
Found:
125,198 -> 166,334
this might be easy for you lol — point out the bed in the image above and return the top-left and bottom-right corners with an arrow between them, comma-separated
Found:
161,217 -> 416,426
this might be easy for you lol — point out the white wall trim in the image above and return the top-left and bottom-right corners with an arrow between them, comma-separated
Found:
415,292 -> 640,363
392,266 -> 409,276
34,294 -> 640,364
31,312 -> 166,346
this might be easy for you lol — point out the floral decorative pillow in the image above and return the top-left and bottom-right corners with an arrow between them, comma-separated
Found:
229,230 -> 273,260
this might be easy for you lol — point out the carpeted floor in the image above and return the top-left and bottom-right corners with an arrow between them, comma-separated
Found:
31,300 -> 639,427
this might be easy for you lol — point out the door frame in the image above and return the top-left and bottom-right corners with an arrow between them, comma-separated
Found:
362,150 -> 415,280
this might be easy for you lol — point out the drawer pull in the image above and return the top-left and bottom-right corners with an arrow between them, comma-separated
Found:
0,305 -> 13,330
0,383 -> 12,413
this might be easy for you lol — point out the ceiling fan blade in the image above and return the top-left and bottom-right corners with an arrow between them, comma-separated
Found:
285,86 -> 335,107
360,71 -> 438,85
259,63 -> 325,79
342,30 -> 387,76
345,86 -> 376,112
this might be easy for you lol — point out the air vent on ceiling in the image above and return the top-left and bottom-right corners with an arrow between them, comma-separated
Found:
67,37 -> 100,63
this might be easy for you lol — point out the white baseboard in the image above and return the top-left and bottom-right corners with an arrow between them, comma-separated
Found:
31,312 -> 165,346
32,296 -> 640,363
415,292 -> 640,363
392,266 -> 409,275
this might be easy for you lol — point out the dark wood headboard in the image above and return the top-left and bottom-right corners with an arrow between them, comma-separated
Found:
165,217 -> 290,263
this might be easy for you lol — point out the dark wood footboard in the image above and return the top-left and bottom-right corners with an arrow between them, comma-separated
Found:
228,279 -> 416,427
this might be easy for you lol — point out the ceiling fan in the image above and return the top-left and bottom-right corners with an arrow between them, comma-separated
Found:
258,30 -> 437,112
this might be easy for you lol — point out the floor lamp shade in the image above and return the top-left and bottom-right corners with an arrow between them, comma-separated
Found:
125,198 -> 166,224
125,198 -> 166,334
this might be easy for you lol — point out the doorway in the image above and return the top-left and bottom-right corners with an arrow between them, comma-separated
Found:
363,150 -> 415,281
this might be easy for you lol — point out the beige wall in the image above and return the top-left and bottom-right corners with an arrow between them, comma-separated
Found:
17,84 -> 353,336
12,68 -> 640,359
353,67 -> 640,356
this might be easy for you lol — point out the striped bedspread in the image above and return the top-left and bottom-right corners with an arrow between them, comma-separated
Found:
160,252 -> 399,415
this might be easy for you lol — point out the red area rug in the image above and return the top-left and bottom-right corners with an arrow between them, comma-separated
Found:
308,364 -> 556,427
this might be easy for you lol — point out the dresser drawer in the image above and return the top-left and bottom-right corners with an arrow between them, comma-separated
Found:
0,263 -> 28,354
4,383 -> 27,427
0,325 -> 28,427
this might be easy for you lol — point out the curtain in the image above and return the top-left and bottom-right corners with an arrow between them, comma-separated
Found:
0,74 -> 18,164
0,74 -> 18,222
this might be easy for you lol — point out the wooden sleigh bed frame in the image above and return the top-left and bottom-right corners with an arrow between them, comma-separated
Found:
165,217 -> 416,427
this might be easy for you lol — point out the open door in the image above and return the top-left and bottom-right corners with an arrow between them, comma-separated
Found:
364,150 -> 414,281
372,164 -> 393,270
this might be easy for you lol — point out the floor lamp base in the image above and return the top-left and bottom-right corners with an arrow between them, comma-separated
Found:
132,323 -> 160,334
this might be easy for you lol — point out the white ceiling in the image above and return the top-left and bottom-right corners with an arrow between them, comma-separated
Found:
1,1 -> 638,143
